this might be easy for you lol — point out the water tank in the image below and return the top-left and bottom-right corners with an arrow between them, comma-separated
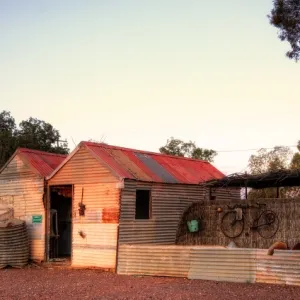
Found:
0,218 -> 29,268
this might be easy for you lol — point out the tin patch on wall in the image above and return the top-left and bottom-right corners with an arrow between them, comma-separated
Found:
102,207 -> 119,223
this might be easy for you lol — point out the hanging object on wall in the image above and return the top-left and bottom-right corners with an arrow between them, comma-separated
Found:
78,202 -> 86,216
187,218 -> 205,233
221,203 -> 279,239
78,187 -> 86,216
187,220 -> 199,232
78,230 -> 86,238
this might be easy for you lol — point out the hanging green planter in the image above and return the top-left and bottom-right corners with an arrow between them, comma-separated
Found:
187,219 -> 199,233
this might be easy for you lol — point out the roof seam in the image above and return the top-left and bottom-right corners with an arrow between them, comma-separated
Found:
18,148 -> 67,157
82,141 -> 210,164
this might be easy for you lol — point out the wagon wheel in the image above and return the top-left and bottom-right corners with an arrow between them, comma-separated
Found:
256,210 -> 279,239
221,211 -> 244,238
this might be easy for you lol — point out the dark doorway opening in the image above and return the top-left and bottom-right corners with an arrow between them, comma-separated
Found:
50,185 -> 72,259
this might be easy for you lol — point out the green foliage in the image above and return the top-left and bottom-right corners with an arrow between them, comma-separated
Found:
0,111 -> 69,168
0,111 -> 18,168
291,141 -> 300,169
159,137 -> 217,162
17,117 -> 68,155
269,0 -> 300,61
248,146 -> 293,174
248,143 -> 300,199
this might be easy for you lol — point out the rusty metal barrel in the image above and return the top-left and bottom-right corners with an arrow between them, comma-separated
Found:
0,218 -> 29,268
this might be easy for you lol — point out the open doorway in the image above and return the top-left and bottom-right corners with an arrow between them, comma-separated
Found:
49,185 -> 72,260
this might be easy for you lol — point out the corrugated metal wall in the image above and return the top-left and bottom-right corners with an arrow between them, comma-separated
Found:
119,181 -> 203,245
48,146 -> 120,269
49,147 -> 119,185
72,183 -> 120,268
256,249 -> 300,285
117,245 -> 191,277
188,247 -> 256,283
204,187 -> 241,201
119,180 -> 240,245
118,245 -> 300,286
0,155 -> 45,261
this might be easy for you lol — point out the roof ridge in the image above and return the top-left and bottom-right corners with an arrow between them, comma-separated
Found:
82,141 -> 209,164
18,148 -> 67,158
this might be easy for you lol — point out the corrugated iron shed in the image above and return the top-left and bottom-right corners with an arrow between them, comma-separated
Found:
0,148 -> 66,262
56,142 -> 223,184
0,148 -> 67,178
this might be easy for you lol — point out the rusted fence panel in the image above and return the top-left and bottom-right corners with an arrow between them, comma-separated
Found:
117,245 -> 300,286
256,249 -> 300,286
117,244 -> 192,277
188,248 -> 256,283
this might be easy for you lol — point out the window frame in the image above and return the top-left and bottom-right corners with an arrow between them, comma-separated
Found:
135,189 -> 152,220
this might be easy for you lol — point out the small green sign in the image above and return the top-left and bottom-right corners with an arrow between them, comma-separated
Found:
32,215 -> 42,223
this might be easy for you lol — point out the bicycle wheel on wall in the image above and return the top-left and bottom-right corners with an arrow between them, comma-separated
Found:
221,211 -> 244,238
256,210 -> 279,239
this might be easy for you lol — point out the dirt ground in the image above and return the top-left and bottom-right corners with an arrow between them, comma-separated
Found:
1,269 -> 300,300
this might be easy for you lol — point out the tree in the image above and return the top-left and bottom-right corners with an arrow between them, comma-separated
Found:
248,146 -> 293,175
247,145 -> 297,199
159,137 -> 217,162
0,111 -> 17,168
290,141 -> 300,169
0,111 -> 69,168
269,0 -> 300,61
17,117 -> 68,155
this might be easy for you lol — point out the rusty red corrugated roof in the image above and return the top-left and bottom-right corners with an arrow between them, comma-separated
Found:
17,148 -> 67,177
84,142 -> 224,184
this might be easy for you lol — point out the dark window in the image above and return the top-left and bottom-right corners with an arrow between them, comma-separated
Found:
135,190 -> 151,219
209,188 -> 216,200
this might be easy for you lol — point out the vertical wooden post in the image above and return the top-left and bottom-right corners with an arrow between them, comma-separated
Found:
45,185 -> 51,262
245,172 -> 248,200
71,184 -> 74,265
115,187 -> 123,273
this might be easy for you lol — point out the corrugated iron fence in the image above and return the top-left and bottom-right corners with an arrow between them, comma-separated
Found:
117,245 -> 300,286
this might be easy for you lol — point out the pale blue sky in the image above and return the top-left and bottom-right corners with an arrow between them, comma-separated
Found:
1,0 -> 299,174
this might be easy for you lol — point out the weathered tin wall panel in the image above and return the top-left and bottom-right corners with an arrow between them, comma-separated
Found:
119,181 -> 203,245
117,244 -> 191,277
72,223 -> 118,268
256,249 -> 300,286
0,155 -> 45,261
205,187 -> 241,201
188,247 -> 256,283
49,147 -> 118,185
72,183 -> 120,268
48,147 -> 120,269
119,180 -> 240,245
118,244 -> 300,287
